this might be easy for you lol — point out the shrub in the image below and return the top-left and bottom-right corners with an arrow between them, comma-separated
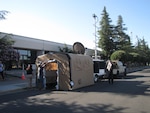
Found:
110,50 -> 127,62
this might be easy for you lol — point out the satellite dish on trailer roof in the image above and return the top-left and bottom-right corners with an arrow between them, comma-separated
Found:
73,42 -> 85,54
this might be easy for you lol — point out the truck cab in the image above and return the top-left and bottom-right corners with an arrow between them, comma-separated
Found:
112,60 -> 126,76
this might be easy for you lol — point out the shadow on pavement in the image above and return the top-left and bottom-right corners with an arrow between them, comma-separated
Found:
75,73 -> 150,97
125,75 -> 150,79
77,81 -> 150,97
0,68 -> 150,113
0,89 -> 128,113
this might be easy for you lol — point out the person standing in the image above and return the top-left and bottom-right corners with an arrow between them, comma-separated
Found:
0,61 -> 4,80
37,62 -> 43,90
26,64 -> 33,88
43,65 -> 46,89
39,62 -> 46,89
106,60 -> 114,84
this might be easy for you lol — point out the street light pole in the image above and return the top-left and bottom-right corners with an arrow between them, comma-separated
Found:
93,14 -> 98,59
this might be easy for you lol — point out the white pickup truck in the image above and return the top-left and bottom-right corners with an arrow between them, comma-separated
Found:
112,60 -> 126,76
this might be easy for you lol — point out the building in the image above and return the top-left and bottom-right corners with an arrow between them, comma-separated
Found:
0,32 -> 95,68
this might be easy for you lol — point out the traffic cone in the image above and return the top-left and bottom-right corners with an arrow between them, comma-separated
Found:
21,73 -> 26,80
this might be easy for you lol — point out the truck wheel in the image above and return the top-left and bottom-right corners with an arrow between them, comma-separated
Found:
94,74 -> 98,83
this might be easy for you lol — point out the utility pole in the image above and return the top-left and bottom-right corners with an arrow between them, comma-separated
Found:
93,14 -> 98,59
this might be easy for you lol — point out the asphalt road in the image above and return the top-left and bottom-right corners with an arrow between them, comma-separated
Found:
0,68 -> 150,113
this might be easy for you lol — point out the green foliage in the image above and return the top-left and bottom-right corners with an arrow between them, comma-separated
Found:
0,34 -> 15,46
98,8 -> 133,60
112,15 -> 132,51
0,10 -> 9,20
97,6 -> 150,66
129,52 -> 140,63
0,33 -> 19,63
110,50 -> 127,62
134,38 -> 150,65
98,7 -> 114,59
58,44 -> 73,53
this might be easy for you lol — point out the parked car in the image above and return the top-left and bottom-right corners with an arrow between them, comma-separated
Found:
111,60 -> 126,77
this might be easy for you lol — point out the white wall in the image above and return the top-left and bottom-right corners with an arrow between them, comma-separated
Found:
11,34 -> 72,51
0,32 -> 95,56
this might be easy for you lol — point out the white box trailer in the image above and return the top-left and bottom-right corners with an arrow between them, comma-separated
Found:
93,59 -> 106,82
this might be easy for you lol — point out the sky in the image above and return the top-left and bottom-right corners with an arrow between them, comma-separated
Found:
0,0 -> 150,49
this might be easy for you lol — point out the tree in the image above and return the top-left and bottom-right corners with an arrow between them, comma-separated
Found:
98,7 -> 114,59
114,15 -> 132,52
0,33 -> 20,69
110,50 -> 127,63
0,10 -> 9,20
0,10 -> 19,69
134,37 -> 150,65
58,44 -> 73,53
129,52 -> 140,63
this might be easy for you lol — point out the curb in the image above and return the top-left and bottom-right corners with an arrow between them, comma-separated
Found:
126,66 -> 150,73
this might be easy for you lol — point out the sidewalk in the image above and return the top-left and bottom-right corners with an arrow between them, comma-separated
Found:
0,74 -> 36,94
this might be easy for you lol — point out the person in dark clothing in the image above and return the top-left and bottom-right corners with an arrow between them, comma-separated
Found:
108,64 -> 114,84
26,64 -> 33,88
0,61 -> 4,80
37,62 -> 46,90
106,60 -> 114,84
